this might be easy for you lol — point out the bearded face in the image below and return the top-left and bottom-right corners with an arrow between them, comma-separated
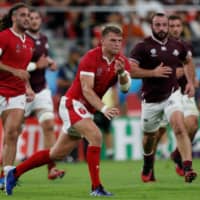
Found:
151,16 -> 169,41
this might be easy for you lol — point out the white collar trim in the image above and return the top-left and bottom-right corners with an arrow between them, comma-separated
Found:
10,28 -> 26,43
151,35 -> 168,45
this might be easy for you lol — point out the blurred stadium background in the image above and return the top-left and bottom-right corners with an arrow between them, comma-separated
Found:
1,0 -> 200,162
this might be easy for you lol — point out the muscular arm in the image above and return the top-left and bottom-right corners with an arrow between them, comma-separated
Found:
0,62 -> 17,74
80,74 -> 104,111
183,56 -> 196,84
0,62 -> 30,81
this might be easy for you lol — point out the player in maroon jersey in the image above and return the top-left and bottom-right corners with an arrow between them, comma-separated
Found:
130,13 -> 197,183
4,25 -> 132,196
155,15 -> 199,177
0,3 -> 34,190
25,9 -> 65,180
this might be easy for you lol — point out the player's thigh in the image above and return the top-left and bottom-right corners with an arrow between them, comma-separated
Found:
1,95 -> 25,133
141,101 -> 164,133
32,88 -> 54,112
59,96 -> 93,133
59,97 -> 102,144
2,109 -> 25,134
164,89 -> 183,122
182,95 -> 199,117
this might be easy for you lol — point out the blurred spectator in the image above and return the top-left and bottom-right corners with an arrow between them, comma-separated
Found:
55,45 -> 81,162
64,11 -> 84,44
45,0 -> 71,37
56,46 -> 81,97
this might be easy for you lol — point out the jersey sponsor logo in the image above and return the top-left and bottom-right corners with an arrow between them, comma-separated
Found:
150,48 -> 157,57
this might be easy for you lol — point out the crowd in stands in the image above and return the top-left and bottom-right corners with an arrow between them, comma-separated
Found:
1,0 -> 200,115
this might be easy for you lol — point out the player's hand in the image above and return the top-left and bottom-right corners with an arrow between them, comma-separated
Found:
12,69 -> 30,81
26,86 -> 35,102
114,57 -> 125,74
36,54 -> 49,69
176,67 -> 184,79
103,107 -> 120,120
184,82 -> 195,97
47,57 -> 58,71
154,62 -> 172,78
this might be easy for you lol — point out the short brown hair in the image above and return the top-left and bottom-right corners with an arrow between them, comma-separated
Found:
168,15 -> 182,21
102,24 -> 122,37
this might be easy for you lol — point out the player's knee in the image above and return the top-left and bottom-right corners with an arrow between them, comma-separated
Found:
187,118 -> 198,137
92,131 -> 102,146
38,111 -> 54,123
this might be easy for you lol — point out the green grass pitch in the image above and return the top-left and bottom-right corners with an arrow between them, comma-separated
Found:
1,159 -> 200,200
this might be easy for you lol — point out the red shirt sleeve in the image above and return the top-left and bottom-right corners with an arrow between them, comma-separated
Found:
79,51 -> 97,74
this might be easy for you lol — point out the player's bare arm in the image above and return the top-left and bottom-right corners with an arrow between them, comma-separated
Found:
130,60 -> 172,78
80,74 -> 119,120
183,56 -> 195,97
0,62 -> 30,81
176,67 -> 184,79
183,56 -> 196,85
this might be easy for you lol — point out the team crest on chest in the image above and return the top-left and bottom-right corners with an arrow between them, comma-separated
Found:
97,67 -> 103,76
16,44 -> 22,53
172,49 -> 179,56
161,46 -> 167,51
36,40 -> 41,45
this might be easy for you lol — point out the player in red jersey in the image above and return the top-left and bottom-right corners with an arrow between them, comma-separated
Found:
130,13 -> 197,183
4,25 -> 132,196
0,3 -> 34,190
25,9 -> 65,180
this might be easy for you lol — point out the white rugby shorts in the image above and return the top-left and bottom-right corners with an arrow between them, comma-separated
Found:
141,89 -> 183,133
0,94 -> 26,115
25,88 -> 53,117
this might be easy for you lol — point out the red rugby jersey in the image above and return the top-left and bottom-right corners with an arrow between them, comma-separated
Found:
0,28 -> 34,97
66,46 -> 130,113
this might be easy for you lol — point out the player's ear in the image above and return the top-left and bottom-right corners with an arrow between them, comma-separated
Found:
11,14 -> 16,23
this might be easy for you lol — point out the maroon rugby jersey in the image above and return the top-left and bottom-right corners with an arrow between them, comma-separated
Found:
26,32 -> 48,93
0,28 -> 33,97
130,36 -> 187,102
66,46 -> 131,113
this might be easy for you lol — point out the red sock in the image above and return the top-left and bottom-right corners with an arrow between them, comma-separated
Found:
86,146 -> 101,189
143,153 -> 154,174
172,148 -> 181,160
15,149 -> 52,178
47,161 -> 56,172
183,160 -> 192,172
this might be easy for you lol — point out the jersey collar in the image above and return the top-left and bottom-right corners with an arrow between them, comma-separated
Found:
10,28 -> 26,43
101,46 -> 115,65
151,35 -> 168,45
